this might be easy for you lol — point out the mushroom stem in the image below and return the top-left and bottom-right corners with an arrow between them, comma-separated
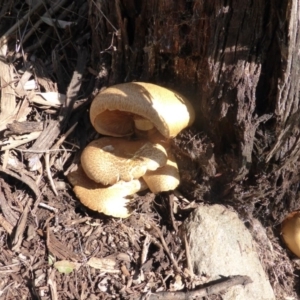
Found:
133,116 -> 154,131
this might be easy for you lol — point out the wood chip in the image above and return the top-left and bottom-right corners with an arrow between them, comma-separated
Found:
6,121 -> 44,135
46,226 -> 80,261
0,166 -> 40,199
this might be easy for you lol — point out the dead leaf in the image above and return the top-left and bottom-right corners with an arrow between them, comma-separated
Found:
30,92 -> 66,107
87,255 -> 120,273
23,79 -> 38,90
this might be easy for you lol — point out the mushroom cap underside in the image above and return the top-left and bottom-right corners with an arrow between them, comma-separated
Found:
281,211 -> 300,257
90,82 -> 195,138
81,137 -> 168,185
68,166 -> 147,218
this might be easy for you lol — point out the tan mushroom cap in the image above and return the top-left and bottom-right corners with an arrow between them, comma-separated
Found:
81,137 -> 168,185
281,211 -> 300,257
90,82 -> 195,138
143,151 -> 180,193
68,166 -> 147,218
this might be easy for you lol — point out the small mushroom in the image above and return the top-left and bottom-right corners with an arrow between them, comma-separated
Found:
81,137 -> 168,185
281,211 -> 300,257
68,166 -> 147,218
90,82 -> 195,138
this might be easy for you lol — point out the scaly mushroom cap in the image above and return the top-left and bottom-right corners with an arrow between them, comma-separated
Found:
68,166 -> 147,218
281,211 -> 300,257
81,137 -> 168,185
143,151 -> 180,193
90,82 -> 195,138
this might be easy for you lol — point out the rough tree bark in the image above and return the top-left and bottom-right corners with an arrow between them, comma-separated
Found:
88,0 -> 300,239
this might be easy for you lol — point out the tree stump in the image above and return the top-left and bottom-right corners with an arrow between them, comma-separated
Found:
88,0 -> 300,218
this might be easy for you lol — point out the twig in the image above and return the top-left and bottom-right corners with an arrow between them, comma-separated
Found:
0,131 -> 41,151
14,148 -> 74,153
32,185 -> 48,214
168,193 -> 178,232
11,198 -> 33,252
173,190 -> 190,204
48,268 -> 58,300
40,0 -> 71,69
147,222 -> 183,276
92,0 -> 118,32
140,234 -> 151,265
22,0 -> 69,45
38,203 -> 58,213
45,152 -> 58,196
183,232 -> 194,278
142,275 -> 252,300
49,122 -> 78,166
0,1 -> 43,48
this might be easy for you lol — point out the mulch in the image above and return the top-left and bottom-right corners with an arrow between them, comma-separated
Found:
0,1 -> 298,299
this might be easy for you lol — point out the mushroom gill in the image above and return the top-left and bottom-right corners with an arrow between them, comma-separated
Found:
90,82 -> 195,138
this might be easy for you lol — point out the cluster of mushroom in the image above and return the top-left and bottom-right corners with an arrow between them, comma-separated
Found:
68,82 -> 195,218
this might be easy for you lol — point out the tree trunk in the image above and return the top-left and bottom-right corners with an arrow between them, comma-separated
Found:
88,0 -> 300,276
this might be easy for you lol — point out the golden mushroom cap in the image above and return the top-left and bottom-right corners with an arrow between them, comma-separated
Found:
81,137 -> 168,185
90,82 -> 195,138
143,151 -> 180,193
281,211 -> 300,257
67,166 -> 147,218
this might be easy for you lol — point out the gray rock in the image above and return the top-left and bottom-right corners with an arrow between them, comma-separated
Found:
183,204 -> 275,300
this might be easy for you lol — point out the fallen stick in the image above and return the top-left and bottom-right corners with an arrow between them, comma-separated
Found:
141,275 -> 252,300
